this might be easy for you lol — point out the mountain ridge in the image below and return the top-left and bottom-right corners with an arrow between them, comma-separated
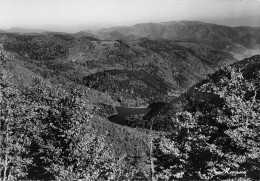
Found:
7,27 -> 46,34
79,20 -> 260,59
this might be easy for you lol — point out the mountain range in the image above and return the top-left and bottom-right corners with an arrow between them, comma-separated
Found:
3,21 -> 260,59
80,21 -> 260,59
1,20 -> 260,180
1,20 -> 260,108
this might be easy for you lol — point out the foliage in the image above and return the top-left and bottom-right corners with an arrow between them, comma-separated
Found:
0,75 -> 143,180
24,78 -> 135,180
2,33 -> 258,180
0,79 -> 36,180
154,67 -> 260,180
3,35 -> 69,61
82,69 -> 169,106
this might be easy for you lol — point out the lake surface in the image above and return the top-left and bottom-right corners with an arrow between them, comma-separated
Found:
108,107 -> 151,125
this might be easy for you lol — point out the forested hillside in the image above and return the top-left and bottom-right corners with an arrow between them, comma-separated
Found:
1,52 -> 260,180
0,33 -> 236,107
142,55 -> 260,180
0,28 -> 260,180
0,68 -> 152,180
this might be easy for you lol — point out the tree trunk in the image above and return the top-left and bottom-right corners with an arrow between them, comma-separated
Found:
150,134 -> 155,181
3,152 -> 8,181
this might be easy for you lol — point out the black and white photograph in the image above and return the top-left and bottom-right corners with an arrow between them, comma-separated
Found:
1,0 -> 260,180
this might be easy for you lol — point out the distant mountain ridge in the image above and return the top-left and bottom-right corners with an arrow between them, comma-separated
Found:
83,21 -> 260,59
0,29 -> 6,33
91,20 -> 260,42
7,27 -> 46,34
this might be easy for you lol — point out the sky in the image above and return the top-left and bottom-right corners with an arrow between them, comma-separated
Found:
0,0 -> 260,32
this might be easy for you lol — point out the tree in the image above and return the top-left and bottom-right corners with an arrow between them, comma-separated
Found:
23,78 -> 138,181
0,78 -> 40,180
154,67 -> 260,180
0,75 -> 138,180
199,67 -> 260,179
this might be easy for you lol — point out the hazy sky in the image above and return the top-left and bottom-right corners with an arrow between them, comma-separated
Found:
0,0 -> 260,32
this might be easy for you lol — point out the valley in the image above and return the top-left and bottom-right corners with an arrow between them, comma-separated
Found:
0,28 -> 238,107
1,20 -> 260,180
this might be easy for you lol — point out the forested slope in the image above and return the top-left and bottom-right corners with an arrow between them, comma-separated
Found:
1,33 -> 236,107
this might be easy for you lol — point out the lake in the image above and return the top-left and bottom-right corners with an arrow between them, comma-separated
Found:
108,107 -> 151,125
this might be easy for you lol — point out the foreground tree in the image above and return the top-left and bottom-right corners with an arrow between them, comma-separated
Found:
0,78 -> 39,180
23,78 -> 136,180
155,67 -> 260,180
0,75 -> 138,180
